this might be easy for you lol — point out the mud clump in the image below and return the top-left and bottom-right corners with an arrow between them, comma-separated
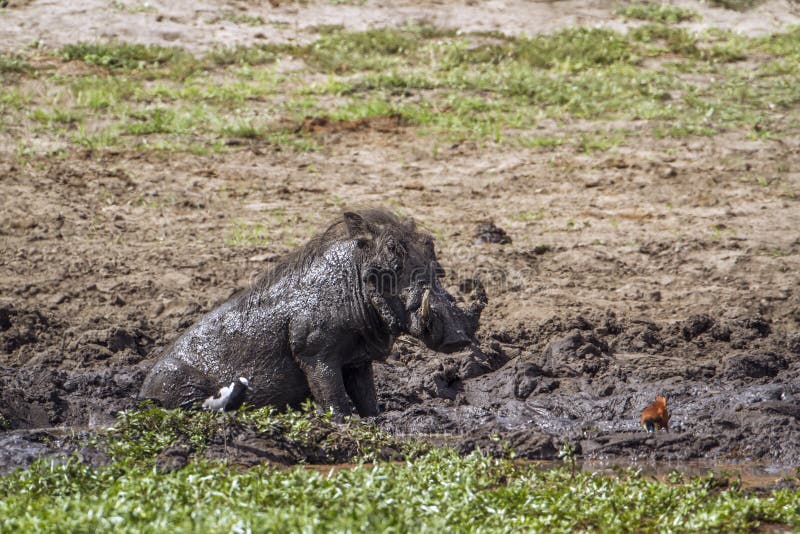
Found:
723,352 -> 787,381
0,304 -> 53,353
456,424 -> 557,460
298,114 -> 405,135
0,365 -> 146,429
540,329 -> 610,377
473,221 -> 512,245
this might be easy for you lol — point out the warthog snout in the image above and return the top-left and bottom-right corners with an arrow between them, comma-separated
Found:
437,327 -> 471,353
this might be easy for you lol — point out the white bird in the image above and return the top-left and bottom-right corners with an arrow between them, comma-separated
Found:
202,377 -> 250,412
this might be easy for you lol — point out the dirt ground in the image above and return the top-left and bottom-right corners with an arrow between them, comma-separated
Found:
2,0 -> 800,467
2,0 -> 799,52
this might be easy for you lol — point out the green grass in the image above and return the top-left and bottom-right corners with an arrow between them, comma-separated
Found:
303,28 -> 420,72
1,407 -> 799,532
225,211 -> 314,247
0,52 -> 31,76
110,0 -> 156,14
210,11 -> 266,27
618,3 -> 700,24
100,402 -> 412,463
226,220 -> 273,247
709,0 -> 764,11
29,107 -> 84,127
61,42 -> 196,71
205,44 -> 288,67
0,25 -> 797,153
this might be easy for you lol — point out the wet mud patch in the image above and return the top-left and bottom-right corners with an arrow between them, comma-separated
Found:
297,114 -> 406,135
372,311 -> 800,463
2,309 -> 798,465
0,311 -> 797,474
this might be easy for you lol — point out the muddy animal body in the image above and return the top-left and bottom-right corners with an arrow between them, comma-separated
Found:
140,209 -> 485,417
641,396 -> 670,432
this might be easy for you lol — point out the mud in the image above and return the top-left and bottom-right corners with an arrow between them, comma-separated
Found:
373,311 -> 800,462
2,0 -> 800,470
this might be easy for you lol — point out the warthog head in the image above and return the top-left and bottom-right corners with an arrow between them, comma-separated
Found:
344,211 -> 486,353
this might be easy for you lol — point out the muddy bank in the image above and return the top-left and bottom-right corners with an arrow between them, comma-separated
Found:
2,303 -> 798,468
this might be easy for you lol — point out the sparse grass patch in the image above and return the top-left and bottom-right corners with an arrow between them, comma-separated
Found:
205,43 -> 291,67
210,11 -> 266,27
29,108 -> 84,127
61,42 -> 195,71
512,28 -> 633,70
577,130 -> 627,152
0,87 -> 32,109
0,52 -> 31,76
512,209 -> 546,222
110,0 -> 156,14
0,24 -> 797,155
300,24 -> 455,73
123,107 -> 181,135
226,219 -> 274,247
517,135 -> 564,149
709,0 -> 764,11
70,75 -> 139,109
304,28 -> 418,72
73,127 -> 121,150
758,26 -> 800,59
618,3 -> 699,24
631,23 -> 699,56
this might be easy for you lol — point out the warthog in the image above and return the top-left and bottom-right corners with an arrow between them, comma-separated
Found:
140,209 -> 486,417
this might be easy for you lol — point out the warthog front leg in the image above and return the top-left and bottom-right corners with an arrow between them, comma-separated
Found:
343,362 -> 378,417
298,358 -> 353,419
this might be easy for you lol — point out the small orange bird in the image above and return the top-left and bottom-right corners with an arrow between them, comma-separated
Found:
641,395 -> 670,433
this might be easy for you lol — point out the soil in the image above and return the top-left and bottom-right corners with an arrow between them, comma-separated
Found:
2,0 -> 799,52
2,0 -> 800,469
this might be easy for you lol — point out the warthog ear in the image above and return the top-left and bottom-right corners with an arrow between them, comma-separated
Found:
343,212 -> 367,238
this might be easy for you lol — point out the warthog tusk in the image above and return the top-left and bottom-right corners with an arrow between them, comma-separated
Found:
421,288 -> 431,320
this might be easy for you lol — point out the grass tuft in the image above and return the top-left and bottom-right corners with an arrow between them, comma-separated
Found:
709,0 -> 764,11
618,3 -> 700,24
0,53 -> 31,76
60,42 -> 198,75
